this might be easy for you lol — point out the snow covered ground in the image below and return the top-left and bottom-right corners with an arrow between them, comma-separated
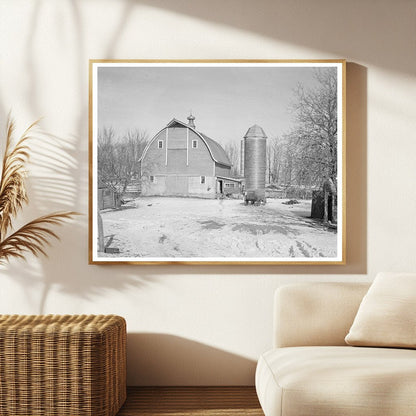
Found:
99,196 -> 338,260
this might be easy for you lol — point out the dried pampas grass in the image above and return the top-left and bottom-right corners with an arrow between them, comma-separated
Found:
0,116 -> 78,264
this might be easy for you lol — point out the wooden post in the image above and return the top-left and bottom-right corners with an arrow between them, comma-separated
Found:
323,190 -> 328,223
97,210 -> 104,252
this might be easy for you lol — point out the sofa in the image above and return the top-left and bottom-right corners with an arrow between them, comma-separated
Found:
255,277 -> 416,416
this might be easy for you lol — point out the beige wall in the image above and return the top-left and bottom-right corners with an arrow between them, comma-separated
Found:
0,0 -> 415,385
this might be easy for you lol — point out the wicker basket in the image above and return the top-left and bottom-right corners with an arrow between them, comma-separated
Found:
0,314 -> 126,416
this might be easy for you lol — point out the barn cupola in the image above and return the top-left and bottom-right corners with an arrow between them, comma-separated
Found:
187,112 -> 196,128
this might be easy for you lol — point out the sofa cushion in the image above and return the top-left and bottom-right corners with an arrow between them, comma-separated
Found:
256,346 -> 416,416
345,272 -> 416,348
274,283 -> 370,348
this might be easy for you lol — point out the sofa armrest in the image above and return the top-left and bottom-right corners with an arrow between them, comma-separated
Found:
274,282 -> 370,348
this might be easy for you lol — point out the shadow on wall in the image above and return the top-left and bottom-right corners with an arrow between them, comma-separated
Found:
127,333 -> 257,386
0,1 -> 151,312
136,0 -> 413,76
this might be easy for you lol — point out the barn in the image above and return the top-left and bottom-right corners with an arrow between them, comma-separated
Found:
139,115 -> 241,198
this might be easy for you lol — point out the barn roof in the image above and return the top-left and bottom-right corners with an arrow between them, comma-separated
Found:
165,118 -> 231,167
198,132 -> 231,167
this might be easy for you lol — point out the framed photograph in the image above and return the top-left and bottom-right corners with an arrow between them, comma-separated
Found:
89,60 -> 346,265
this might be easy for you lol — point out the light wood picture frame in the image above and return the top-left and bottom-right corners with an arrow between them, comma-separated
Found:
89,60 -> 346,265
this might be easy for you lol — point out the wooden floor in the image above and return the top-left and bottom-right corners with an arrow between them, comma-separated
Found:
117,386 -> 264,416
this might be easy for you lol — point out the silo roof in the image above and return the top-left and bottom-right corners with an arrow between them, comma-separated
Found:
244,124 -> 267,139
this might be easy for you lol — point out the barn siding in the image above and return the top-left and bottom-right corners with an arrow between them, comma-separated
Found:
143,175 -> 216,198
187,130 -> 215,175
167,127 -> 187,149
142,128 -> 215,178
166,175 -> 188,194
141,131 -> 165,176
167,149 -> 187,172
215,163 -> 232,177
188,176 -> 216,197
141,175 -> 167,195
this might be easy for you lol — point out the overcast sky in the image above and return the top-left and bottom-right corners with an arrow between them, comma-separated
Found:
97,64 -> 323,145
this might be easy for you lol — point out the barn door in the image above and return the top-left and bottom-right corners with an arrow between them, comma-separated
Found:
166,176 -> 188,195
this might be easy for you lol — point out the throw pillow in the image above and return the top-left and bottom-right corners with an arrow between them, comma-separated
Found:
345,272 -> 416,348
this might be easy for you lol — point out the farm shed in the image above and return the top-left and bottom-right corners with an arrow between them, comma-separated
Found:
140,115 -> 241,198
97,180 -> 118,210
217,176 -> 242,196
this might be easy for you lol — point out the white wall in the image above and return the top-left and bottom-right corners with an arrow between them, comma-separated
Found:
0,0 -> 415,385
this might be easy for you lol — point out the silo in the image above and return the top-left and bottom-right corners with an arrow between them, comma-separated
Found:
243,124 -> 267,204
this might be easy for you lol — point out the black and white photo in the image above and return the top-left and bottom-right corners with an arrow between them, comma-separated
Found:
89,60 -> 345,264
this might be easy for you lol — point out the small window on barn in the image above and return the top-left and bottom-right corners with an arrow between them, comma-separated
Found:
150,175 -> 156,183
158,140 -> 163,149
200,176 -> 206,184
192,139 -> 198,148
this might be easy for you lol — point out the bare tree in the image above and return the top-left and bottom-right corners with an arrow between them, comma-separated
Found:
287,68 -> 338,188
224,141 -> 241,177
97,127 -> 148,195
266,135 -> 284,185
97,127 -> 119,191
267,137 -> 274,184
118,129 -> 148,192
